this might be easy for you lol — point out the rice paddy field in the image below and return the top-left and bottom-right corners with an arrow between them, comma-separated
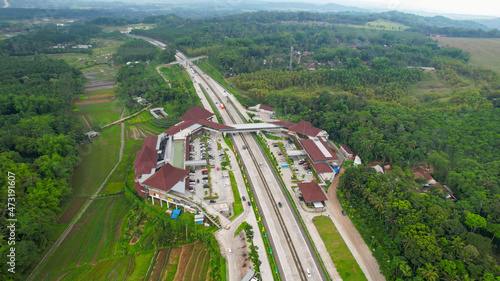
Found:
148,242 -> 211,281
35,196 -> 140,280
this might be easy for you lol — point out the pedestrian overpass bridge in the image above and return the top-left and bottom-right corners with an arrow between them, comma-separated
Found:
218,123 -> 286,133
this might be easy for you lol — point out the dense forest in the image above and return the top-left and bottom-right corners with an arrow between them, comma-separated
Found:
339,165 -> 500,280
0,24 -> 102,56
113,39 -> 160,64
0,56 -> 84,276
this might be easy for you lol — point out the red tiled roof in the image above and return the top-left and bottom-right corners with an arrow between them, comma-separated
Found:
179,105 -> 214,121
311,162 -> 332,174
143,135 -> 158,150
142,163 -> 188,192
133,147 -> 158,175
165,120 -> 197,135
298,182 -> 327,202
270,121 -> 296,128
289,120 -> 322,137
340,144 -> 353,155
412,168 -> 434,181
134,181 -> 145,196
260,104 -> 275,112
196,119 -> 234,130
301,139 -> 338,162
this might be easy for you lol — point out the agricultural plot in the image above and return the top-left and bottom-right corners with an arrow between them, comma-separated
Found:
435,37 -> 500,73
149,242 -> 211,281
73,88 -> 117,105
73,101 -> 123,128
36,196 -> 130,280
71,125 -> 121,196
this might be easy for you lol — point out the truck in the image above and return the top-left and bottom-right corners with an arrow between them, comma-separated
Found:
281,164 -> 290,168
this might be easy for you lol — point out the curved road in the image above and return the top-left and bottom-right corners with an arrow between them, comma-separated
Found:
27,105 -> 126,280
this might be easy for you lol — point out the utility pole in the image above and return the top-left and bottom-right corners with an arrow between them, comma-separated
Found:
289,46 -> 293,72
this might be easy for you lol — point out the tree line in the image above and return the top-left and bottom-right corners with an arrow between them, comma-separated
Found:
0,56 -> 84,278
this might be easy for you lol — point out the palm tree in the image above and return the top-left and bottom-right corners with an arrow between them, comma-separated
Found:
450,237 -> 464,257
417,263 -> 439,281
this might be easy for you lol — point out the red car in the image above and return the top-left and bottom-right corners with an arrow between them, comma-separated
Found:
217,167 -> 220,171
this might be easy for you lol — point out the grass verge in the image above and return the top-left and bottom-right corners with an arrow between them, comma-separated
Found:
313,216 -> 367,281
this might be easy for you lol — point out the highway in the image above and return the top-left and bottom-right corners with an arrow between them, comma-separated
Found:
177,53 -> 327,281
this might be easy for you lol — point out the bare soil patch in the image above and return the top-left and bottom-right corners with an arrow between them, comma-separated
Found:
173,244 -> 194,281
150,248 -> 169,281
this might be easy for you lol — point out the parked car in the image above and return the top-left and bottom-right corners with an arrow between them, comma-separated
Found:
278,202 -> 282,208
210,199 -> 216,203
242,196 -> 246,201
247,201 -> 251,206
203,184 -> 209,189
202,176 -> 208,180
342,210 -> 346,216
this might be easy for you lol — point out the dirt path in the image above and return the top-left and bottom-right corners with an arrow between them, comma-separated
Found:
156,64 -> 172,88
326,167 -> 385,281
27,102 -> 126,281
81,116 -> 92,130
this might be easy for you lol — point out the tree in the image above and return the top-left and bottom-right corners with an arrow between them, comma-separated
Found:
464,213 -> 487,233
417,263 -> 439,281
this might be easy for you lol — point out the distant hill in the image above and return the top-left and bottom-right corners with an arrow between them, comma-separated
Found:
473,18 -> 500,29
378,11 -> 489,30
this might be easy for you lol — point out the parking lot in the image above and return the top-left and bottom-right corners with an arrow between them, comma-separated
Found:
189,131 -> 234,214
268,138 -> 315,182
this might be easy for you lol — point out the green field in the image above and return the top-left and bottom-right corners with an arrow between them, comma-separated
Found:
71,125 -> 121,196
436,37 -> 500,73
364,19 -> 409,31
313,216 -> 367,281
100,139 -> 143,195
73,100 -> 123,128
36,196 -> 133,280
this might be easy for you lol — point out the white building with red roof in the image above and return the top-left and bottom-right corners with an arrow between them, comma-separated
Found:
297,182 -> 328,209
248,104 -> 275,114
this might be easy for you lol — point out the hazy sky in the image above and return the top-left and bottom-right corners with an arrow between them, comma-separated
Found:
272,0 -> 500,17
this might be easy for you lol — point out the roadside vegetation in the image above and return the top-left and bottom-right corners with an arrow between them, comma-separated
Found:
313,216 -> 367,281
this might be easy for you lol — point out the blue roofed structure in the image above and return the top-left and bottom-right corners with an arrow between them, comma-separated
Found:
171,209 -> 181,219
